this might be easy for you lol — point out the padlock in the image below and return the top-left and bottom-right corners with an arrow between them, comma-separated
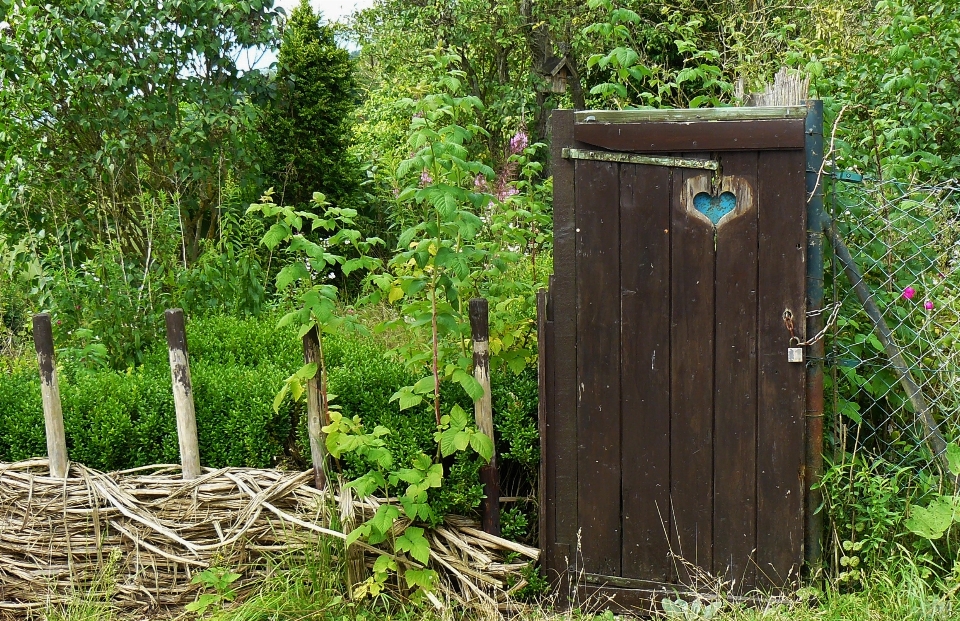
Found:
788,347 -> 804,363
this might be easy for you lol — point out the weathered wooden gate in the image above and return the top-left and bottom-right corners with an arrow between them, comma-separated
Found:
539,106 -> 821,609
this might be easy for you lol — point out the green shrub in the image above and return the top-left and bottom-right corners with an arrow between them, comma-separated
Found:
0,314 -> 541,519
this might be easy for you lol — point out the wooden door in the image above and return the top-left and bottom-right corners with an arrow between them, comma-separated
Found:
540,107 -> 809,608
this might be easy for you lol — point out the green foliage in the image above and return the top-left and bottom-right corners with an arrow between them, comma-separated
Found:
247,189 -> 382,457
0,316 -> 300,470
262,0 -> 360,209
186,567 -> 242,618
323,397 -> 492,598
801,0 -> 960,180
583,0 -> 731,108
0,0 -> 282,256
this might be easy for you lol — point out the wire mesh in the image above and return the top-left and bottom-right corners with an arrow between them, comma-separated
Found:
826,175 -> 960,471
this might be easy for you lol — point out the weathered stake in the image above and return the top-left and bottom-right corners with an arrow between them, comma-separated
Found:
302,326 -> 328,490
164,309 -> 201,480
32,313 -> 68,478
469,298 -> 500,536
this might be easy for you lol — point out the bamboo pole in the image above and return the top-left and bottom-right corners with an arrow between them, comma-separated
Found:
302,326 -> 328,490
164,309 -> 201,480
469,298 -> 500,536
32,313 -> 68,478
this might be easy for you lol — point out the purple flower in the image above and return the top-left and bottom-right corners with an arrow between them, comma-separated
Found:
509,130 -> 528,155
496,185 -> 518,202
902,286 -> 917,300
474,174 -> 487,191
420,169 -> 432,187
925,300 -> 935,310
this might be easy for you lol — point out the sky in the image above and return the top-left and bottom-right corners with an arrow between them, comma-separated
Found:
275,0 -> 373,24
240,0 -> 374,71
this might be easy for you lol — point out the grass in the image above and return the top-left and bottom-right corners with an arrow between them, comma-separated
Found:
22,548 -> 960,621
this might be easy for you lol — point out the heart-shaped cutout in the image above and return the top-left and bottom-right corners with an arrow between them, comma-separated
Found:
694,191 -> 737,225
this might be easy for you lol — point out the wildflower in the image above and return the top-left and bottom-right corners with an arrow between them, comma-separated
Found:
509,130 -> 528,155
496,185 -> 518,202
474,174 -> 487,191
925,300 -> 935,310
902,286 -> 916,300
420,169 -> 432,186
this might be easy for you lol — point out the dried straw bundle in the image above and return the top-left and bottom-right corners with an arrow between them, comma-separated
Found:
0,459 -> 539,616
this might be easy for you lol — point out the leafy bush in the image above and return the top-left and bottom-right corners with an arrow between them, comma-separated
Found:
0,315 -> 540,519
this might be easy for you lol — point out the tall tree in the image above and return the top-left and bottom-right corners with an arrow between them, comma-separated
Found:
262,0 -> 359,209
0,0 -> 282,259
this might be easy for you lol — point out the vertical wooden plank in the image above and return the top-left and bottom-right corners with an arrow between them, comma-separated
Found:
550,110 -> 578,582
303,327 -> 328,490
712,152 -> 759,591
576,159 -> 621,577
470,298 -> 500,537
757,149 -> 807,588
165,308 -> 201,481
620,164 -> 672,582
670,166 -> 715,578
32,313 -> 69,478
537,288 -> 549,571
544,288 -> 559,576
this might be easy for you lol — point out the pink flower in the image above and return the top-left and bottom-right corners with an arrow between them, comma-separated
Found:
496,185 -> 518,201
509,130 -> 528,155
474,174 -> 487,191
925,300 -> 935,310
420,169 -> 432,187
902,286 -> 916,300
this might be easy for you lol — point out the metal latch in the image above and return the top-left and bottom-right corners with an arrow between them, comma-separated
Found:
561,148 -> 718,171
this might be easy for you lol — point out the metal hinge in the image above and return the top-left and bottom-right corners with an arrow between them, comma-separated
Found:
561,148 -> 718,171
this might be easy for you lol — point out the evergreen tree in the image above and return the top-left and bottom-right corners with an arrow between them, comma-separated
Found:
263,0 -> 358,209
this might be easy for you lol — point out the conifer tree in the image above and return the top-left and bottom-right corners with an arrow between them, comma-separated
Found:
263,0 -> 358,209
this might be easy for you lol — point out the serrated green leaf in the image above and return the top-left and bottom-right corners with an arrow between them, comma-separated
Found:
373,554 -> 396,574
448,404 -> 469,430
454,430 -> 471,451
369,504 -> 401,537
453,369 -> 485,401
262,222 -> 289,250
295,362 -> 318,380
404,568 -> 437,591
439,429 -> 458,457
396,527 -> 431,565
276,262 -> 310,290
413,375 -> 436,394
905,496 -> 959,540
470,432 -> 495,462
947,443 -> 960,477
345,523 -> 369,548
273,383 -> 289,413
290,378 -> 303,402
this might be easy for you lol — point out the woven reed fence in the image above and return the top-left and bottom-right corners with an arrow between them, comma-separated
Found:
0,459 -> 538,616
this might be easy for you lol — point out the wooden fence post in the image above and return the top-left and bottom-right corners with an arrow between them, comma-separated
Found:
164,309 -> 201,480
469,298 -> 500,536
302,326 -> 328,490
32,313 -> 68,478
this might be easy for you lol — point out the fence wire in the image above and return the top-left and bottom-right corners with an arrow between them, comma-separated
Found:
827,175 -> 960,471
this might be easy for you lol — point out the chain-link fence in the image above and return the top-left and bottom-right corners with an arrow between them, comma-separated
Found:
826,175 -> 960,471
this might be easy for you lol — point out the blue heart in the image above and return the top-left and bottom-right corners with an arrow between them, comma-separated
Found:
694,191 -> 737,225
